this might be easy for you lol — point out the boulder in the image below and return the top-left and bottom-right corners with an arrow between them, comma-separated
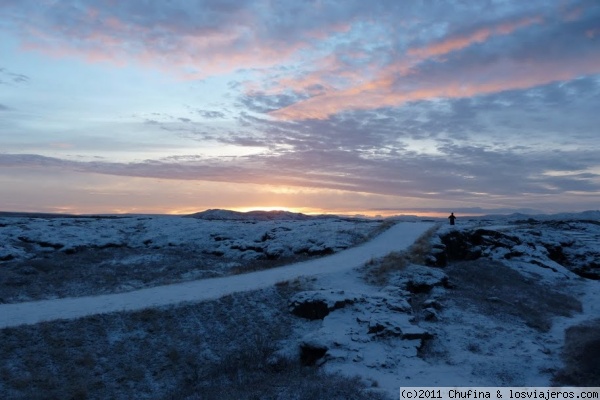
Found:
289,290 -> 365,320
299,338 -> 329,366
390,265 -> 449,293
427,237 -> 448,267
0,245 -> 26,262
367,314 -> 432,341
440,229 -> 521,261
422,307 -> 439,321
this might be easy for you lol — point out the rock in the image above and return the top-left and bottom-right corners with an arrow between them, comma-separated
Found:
264,244 -> 288,259
471,229 -> 522,248
17,266 -> 39,276
18,236 -> 65,250
428,238 -> 448,267
528,259 -> 559,272
401,325 -> 433,341
390,265 -> 449,293
367,314 -> 432,341
573,264 -> 600,280
293,242 -> 335,256
487,296 -> 501,302
440,231 -> 475,260
299,340 -> 328,366
440,229 -> 521,261
0,245 -> 26,262
422,307 -> 438,321
422,299 -> 443,310
382,286 -> 412,297
428,246 -> 448,267
291,299 -> 330,320
267,347 -> 297,371
289,290 -> 364,320
385,298 -> 412,312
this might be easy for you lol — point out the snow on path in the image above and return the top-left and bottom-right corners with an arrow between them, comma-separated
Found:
0,222 -> 433,329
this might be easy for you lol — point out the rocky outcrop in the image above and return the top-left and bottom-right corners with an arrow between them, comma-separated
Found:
441,229 -> 522,261
436,221 -> 600,280
0,245 -> 26,262
289,290 -> 364,320
389,264 -> 449,293
571,262 -> 600,280
425,236 -> 447,267
299,340 -> 329,366
286,265 -> 444,367
364,314 -> 432,340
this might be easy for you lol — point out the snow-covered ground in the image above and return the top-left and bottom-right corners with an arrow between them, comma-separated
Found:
0,211 -> 598,399
268,213 -> 600,397
0,211 -> 385,302
0,221 -> 432,329
0,211 -> 382,262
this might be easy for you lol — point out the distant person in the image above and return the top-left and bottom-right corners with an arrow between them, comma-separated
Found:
448,212 -> 456,225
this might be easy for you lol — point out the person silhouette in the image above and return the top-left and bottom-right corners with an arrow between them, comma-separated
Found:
448,212 -> 456,225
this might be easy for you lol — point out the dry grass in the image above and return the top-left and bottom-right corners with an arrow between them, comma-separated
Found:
0,285 -> 384,400
229,256 -> 311,275
1,219 -> 386,303
363,225 -> 439,285
226,220 -> 394,277
363,251 -> 410,285
406,225 -> 440,265
444,259 -> 582,332
553,318 -> 600,386
183,365 -> 387,400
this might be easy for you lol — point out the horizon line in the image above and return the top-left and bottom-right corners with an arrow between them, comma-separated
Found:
1,208 -> 598,220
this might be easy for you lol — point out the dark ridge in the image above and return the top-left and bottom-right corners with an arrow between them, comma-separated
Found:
186,209 -> 332,221
0,211 -> 127,219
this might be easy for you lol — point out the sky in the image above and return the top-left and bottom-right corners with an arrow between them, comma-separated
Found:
1,0 -> 599,217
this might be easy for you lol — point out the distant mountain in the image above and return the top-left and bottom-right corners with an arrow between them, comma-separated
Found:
475,210 -> 600,221
0,211 -> 125,219
186,209 -> 329,221
532,210 -> 600,221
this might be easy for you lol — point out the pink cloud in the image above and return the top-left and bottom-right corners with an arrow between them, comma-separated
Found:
562,5 -> 584,22
262,13 -> 551,117
266,6 -> 600,121
10,3 -> 312,80
408,15 -> 543,58
270,51 -> 600,120
587,28 -> 599,39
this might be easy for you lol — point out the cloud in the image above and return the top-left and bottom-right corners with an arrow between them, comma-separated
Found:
0,104 -> 10,111
195,109 -> 226,119
0,0 -> 373,79
238,91 -> 311,113
2,129 -> 598,209
407,14 -> 543,59
3,60 -> 597,210
237,74 -> 600,147
4,1 -> 595,119
371,207 -> 546,216
1,1 -> 598,214
0,67 -> 30,85
0,0 -> 570,87
270,4 -> 600,120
